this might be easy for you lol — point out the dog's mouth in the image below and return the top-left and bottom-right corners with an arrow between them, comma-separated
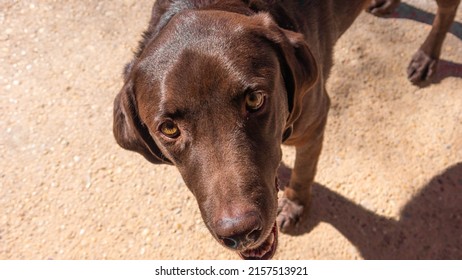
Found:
237,177 -> 279,260
238,222 -> 278,260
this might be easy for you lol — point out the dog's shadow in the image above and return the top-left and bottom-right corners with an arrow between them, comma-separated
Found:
379,2 -> 462,83
277,162 -> 462,259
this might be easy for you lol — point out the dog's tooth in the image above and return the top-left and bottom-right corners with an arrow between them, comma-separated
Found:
259,246 -> 268,256
262,248 -> 268,256
268,232 -> 274,245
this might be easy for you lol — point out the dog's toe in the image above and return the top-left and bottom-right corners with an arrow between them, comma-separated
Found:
366,0 -> 400,16
407,49 -> 437,86
277,197 -> 306,234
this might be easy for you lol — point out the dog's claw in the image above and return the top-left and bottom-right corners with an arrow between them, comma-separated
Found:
366,0 -> 400,16
277,197 -> 306,233
407,49 -> 438,86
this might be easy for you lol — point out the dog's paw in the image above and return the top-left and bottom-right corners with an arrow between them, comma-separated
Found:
277,197 -> 307,234
366,0 -> 400,16
407,49 -> 438,86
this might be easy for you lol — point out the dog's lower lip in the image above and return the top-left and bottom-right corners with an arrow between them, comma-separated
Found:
237,177 -> 279,260
238,222 -> 278,260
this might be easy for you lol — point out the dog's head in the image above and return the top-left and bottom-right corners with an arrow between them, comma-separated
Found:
113,10 -> 318,259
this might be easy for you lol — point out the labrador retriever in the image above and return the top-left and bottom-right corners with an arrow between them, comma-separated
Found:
113,0 -> 460,259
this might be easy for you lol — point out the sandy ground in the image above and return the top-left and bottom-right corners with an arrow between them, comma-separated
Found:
1,0 -> 461,260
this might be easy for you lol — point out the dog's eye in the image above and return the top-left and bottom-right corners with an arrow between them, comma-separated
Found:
245,92 -> 265,112
159,121 -> 180,138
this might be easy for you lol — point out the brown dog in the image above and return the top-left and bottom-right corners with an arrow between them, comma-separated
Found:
113,0 -> 460,259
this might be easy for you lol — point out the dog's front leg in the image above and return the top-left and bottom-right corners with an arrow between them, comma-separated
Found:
277,117 -> 327,234
367,0 -> 401,16
407,0 -> 461,85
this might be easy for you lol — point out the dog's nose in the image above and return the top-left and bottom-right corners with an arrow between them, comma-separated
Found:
215,211 -> 262,250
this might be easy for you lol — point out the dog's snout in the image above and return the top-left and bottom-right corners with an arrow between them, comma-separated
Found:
215,211 -> 262,250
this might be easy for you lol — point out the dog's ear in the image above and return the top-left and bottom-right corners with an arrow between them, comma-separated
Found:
277,29 -> 319,127
253,14 -> 319,128
113,82 -> 172,164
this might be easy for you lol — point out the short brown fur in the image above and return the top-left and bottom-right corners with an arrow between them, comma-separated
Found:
113,0 -> 460,258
